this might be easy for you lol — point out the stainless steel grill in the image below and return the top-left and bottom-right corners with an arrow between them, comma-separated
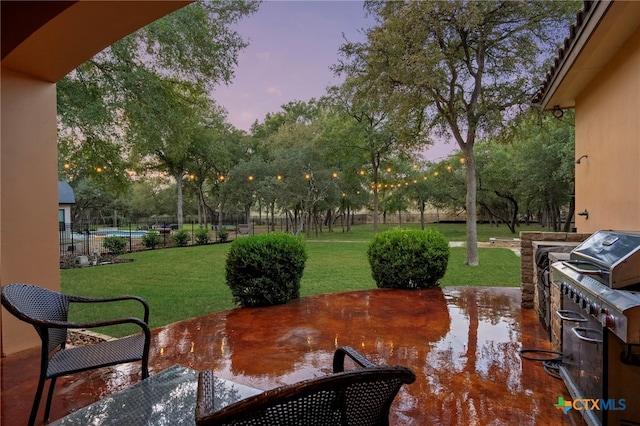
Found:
565,230 -> 640,289
554,230 -> 640,345
552,230 -> 640,426
553,261 -> 640,345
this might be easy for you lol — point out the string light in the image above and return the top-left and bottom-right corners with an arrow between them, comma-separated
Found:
195,156 -> 467,192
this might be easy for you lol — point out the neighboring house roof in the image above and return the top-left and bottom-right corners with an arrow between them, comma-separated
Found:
58,181 -> 75,204
533,0 -> 640,110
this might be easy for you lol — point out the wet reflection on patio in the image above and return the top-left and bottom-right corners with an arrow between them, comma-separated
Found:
2,287 -> 583,425
147,287 -> 579,425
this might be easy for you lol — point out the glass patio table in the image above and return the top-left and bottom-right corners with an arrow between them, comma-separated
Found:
49,365 -> 262,425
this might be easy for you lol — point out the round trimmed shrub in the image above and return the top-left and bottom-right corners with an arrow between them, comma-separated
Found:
217,227 -> 229,243
225,233 -> 307,307
367,229 -> 449,289
195,227 -> 210,245
173,229 -> 189,247
142,231 -> 160,249
102,236 -> 127,254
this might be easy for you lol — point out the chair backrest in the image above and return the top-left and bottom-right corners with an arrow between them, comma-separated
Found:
1,283 -> 71,352
196,366 -> 416,426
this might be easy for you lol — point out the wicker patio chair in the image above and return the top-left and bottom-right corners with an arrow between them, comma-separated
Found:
196,346 -> 416,426
1,283 -> 151,426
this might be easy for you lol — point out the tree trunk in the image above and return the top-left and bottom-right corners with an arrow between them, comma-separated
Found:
244,204 -> 251,224
372,186 -> 379,234
270,202 -> 276,232
175,171 -> 185,228
563,196 -> 575,232
464,146 -> 479,266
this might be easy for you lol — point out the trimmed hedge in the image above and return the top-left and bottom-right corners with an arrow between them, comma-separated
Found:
142,231 -> 160,249
367,229 -> 449,289
225,233 -> 307,307
195,227 -> 210,245
102,236 -> 127,254
173,229 -> 189,247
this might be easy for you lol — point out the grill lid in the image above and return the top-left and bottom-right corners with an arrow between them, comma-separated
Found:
569,230 -> 640,288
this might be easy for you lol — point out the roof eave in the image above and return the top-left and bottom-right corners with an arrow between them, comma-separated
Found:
534,0 -> 613,110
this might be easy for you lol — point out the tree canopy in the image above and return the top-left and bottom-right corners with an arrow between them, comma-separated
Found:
58,1 -> 260,206
334,0 -> 579,264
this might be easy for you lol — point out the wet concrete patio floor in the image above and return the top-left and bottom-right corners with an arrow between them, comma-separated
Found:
1,287 -> 584,425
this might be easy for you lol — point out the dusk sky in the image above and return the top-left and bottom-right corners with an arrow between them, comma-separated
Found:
213,0 -> 459,161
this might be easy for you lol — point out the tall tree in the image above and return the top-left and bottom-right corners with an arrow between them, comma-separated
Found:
57,0 -> 259,195
337,0 -> 578,264
127,79 -> 208,227
511,111 -> 575,231
475,142 -> 521,233
326,83 -> 426,233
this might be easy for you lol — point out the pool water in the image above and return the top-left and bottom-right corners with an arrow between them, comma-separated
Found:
94,230 -> 149,237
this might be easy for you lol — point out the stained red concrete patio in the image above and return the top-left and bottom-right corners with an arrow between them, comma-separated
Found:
1,287 -> 584,425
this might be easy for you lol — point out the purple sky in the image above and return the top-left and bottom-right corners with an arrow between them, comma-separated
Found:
213,0 -> 458,161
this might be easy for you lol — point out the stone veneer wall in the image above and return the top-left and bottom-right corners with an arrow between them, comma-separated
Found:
520,232 -> 591,310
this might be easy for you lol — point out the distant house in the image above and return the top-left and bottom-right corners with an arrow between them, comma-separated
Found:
58,181 -> 75,233
533,0 -> 640,232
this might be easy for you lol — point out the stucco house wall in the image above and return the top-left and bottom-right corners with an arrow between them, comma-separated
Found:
527,1 -> 640,312
1,69 -> 60,354
534,0 -> 640,234
574,26 -> 640,232
1,1 -> 191,356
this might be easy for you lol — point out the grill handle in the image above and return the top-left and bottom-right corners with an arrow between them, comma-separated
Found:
572,327 -> 603,344
556,310 -> 588,322
563,261 -> 608,277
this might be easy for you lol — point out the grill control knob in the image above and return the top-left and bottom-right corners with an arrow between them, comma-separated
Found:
601,314 -> 615,330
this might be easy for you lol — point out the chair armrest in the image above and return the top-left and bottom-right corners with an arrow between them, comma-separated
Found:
69,295 -> 150,323
196,371 -> 216,422
333,346 -> 378,373
44,317 -> 150,336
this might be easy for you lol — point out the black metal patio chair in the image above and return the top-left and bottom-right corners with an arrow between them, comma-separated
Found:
196,346 -> 416,426
1,283 -> 151,426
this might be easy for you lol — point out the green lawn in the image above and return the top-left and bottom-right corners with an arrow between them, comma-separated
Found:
272,221 -> 539,242
61,223 -> 533,336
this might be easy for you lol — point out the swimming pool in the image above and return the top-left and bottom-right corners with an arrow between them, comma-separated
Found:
94,230 -> 149,237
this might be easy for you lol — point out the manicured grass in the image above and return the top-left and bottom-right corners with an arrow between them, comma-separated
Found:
303,222 -> 543,242
61,223 -> 528,337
